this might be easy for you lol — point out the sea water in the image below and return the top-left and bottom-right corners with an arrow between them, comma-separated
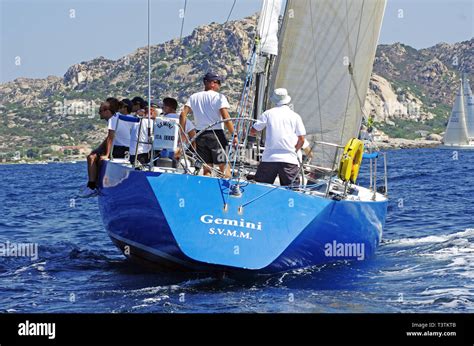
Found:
0,148 -> 472,312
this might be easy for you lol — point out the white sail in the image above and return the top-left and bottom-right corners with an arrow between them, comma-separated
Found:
462,76 -> 474,139
269,0 -> 386,169
257,0 -> 282,56
443,82 -> 469,146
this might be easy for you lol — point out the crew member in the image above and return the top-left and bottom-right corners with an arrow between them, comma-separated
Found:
180,72 -> 237,177
250,88 -> 306,186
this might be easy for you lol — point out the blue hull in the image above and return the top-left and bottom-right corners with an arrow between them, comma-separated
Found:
98,161 -> 387,274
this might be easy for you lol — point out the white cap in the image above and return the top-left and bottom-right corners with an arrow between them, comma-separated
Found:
270,88 -> 292,106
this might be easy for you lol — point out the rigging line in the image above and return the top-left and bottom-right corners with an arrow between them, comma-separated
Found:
147,0 -> 153,166
231,89 -> 256,180
228,51 -> 258,172
347,0 -> 368,133
233,63 -> 256,146
339,0 -> 366,145
240,185 -> 281,208
231,56 -> 254,139
226,0 -> 237,22
308,1 -> 324,144
186,117 -> 258,179
225,63 -> 258,196
182,131 -> 226,177
174,121 -> 219,175
352,1 -> 380,132
339,0 -> 357,145
240,181 -> 302,209
212,128 -> 231,170
210,128 -> 233,207
340,0 -> 352,136
243,182 -> 328,209
174,121 -> 193,172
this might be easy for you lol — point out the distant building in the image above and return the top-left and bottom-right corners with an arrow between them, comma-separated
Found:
12,151 -> 21,161
59,145 -> 90,155
415,130 -> 429,138
372,129 -> 389,142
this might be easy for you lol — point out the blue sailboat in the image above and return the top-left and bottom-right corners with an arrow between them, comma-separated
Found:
97,0 -> 389,274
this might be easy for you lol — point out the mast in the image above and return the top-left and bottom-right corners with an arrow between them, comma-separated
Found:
147,0 -> 153,165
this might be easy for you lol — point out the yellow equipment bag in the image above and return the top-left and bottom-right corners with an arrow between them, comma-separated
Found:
338,138 -> 364,184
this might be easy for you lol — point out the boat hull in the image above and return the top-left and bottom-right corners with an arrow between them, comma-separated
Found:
98,161 -> 388,274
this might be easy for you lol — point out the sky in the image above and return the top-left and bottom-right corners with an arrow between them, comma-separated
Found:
0,0 -> 473,83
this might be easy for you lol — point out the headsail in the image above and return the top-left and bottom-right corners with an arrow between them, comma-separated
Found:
462,75 -> 474,139
251,0 -> 282,121
443,81 -> 469,146
257,0 -> 282,56
269,0 -> 386,169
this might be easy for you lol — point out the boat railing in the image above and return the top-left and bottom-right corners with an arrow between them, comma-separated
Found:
301,140 -> 388,199
364,151 -> 388,199
300,140 -> 344,197
186,117 -> 257,144
108,115 -> 388,199
180,117 -> 259,177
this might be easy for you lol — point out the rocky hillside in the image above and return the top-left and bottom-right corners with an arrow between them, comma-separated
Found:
375,40 -> 473,105
370,40 -> 473,139
0,14 -> 473,157
0,16 -> 257,157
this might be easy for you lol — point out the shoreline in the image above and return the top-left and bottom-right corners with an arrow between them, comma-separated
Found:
372,138 -> 441,150
0,159 -> 85,165
0,139 -> 444,165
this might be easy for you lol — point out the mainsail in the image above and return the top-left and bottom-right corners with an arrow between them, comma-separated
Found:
443,82 -> 469,146
462,76 -> 474,139
269,0 -> 386,169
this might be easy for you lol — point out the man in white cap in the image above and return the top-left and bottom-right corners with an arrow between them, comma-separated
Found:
180,71 -> 237,177
250,88 -> 306,186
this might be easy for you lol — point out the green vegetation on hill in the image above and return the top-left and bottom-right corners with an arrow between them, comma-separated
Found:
378,104 -> 450,139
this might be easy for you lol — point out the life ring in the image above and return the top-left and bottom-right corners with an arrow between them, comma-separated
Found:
338,138 -> 364,184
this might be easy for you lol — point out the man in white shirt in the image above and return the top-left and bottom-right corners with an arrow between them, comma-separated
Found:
179,72 -> 237,177
81,97 -> 123,197
250,88 -> 306,186
129,103 -> 158,165
162,97 -> 196,159
109,110 -> 133,159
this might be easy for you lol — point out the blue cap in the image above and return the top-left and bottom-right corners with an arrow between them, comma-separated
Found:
203,72 -> 223,82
